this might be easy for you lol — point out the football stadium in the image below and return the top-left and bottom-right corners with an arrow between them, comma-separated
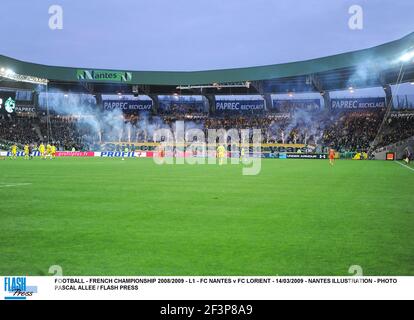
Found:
1,23 -> 414,277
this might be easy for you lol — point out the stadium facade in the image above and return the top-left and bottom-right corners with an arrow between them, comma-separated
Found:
1,32 -> 414,90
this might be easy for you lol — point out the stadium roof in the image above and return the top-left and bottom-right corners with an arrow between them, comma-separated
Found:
1,32 -> 414,95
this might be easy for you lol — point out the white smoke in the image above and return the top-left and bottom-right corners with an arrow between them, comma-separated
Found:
38,91 -> 171,148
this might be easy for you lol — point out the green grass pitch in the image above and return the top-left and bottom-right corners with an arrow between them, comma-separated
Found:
0,157 -> 413,276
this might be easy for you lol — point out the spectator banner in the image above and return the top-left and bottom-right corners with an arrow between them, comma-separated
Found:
0,92 -> 17,115
103,100 -> 153,112
215,100 -> 265,113
271,99 -> 321,112
331,98 -> 386,110
159,101 -> 207,114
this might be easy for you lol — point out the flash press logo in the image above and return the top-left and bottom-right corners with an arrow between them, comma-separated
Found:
3,276 -> 37,300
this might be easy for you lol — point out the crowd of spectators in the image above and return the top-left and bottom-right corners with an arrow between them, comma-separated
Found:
322,110 -> 386,152
375,113 -> 414,148
1,108 -> 414,152
37,117 -> 95,150
0,116 -> 40,145
158,102 -> 208,119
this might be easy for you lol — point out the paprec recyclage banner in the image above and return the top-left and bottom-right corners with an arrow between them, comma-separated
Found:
331,97 -> 386,110
215,100 -> 265,113
103,100 -> 153,112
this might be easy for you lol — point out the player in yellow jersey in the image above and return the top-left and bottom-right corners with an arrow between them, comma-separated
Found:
51,145 -> 57,159
24,144 -> 30,160
39,143 -> 45,159
240,147 -> 245,160
46,144 -> 52,160
217,144 -> 226,165
11,144 -> 17,160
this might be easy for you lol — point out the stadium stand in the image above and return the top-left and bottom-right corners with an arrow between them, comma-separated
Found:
322,110 -> 386,152
0,33 -> 413,156
0,116 -> 40,144
1,105 -> 413,154
375,113 -> 414,147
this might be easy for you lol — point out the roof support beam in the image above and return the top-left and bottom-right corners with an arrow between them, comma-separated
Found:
149,94 -> 159,112
370,84 -> 394,150
262,94 -> 273,111
307,74 -> 324,93
250,81 -> 264,94
383,84 -> 394,109
204,95 -> 215,114
322,91 -> 331,110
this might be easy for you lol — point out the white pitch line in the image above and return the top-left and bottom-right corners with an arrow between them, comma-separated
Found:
0,183 -> 32,188
395,161 -> 414,173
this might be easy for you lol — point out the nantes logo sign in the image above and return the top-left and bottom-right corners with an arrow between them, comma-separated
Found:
0,92 -> 16,114
77,69 -> 133,83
